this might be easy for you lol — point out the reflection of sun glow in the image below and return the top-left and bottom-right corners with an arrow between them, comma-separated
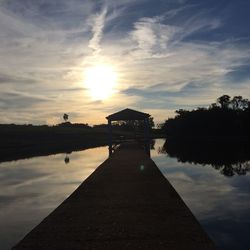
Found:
84,65 -> 117,100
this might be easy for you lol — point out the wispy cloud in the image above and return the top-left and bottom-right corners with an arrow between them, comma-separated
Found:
0,0 -> 249,124
130,16 -> 179,58
88,7 -> 108,54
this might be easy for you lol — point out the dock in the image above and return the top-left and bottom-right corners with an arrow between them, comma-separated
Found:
13,142 -> 215,249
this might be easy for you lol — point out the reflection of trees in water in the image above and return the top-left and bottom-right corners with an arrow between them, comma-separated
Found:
64,155 -> 70,164
160,139 -> 250,177
64,152 -> 71,164
150,139 -> 156,150
219,162 -> 250,176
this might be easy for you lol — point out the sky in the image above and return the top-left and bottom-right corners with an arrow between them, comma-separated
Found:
0,0 -> 250,125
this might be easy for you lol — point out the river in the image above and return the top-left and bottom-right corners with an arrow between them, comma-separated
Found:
0,139 -> 249,249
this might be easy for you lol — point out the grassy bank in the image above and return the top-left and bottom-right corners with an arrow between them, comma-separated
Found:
0,125 -> 105,162
0,124 -> 132,163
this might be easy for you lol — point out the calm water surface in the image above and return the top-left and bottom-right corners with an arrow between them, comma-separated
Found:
0,146 -> 109,250
0,140 -> 250,249
151,139 -> 250,250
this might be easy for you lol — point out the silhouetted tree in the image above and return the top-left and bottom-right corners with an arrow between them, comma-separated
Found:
232,96 -> 243,110
176,109 -> 189,116
63,113 -> 69,122
217,95 -> 231,109
231,96 -> 249,110
209,103 -> 217,109
148,116 -> 155,128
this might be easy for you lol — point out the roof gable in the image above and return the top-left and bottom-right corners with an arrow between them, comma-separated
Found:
106,108 -> 150,121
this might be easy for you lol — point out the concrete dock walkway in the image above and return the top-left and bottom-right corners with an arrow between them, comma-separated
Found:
13,142 -> 215,249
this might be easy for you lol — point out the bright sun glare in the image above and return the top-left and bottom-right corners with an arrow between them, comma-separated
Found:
84,65 -> 117,100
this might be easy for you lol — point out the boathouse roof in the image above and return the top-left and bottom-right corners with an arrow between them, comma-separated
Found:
106,108 -> 150,121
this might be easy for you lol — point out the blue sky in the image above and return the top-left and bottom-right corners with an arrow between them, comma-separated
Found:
0,0 -> 250,124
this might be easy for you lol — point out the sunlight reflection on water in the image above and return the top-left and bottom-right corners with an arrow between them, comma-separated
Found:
0,146 -> 108,250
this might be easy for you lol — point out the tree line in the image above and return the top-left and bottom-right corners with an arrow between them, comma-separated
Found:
162,95 -> 250,138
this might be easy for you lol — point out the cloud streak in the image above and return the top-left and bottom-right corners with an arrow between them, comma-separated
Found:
0,0 -> 249,124
88,7 -> 108,54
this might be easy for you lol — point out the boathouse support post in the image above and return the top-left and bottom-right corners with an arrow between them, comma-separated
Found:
108,119 -> 112,156
144,118 -> 150,156
145,118 -> 150,141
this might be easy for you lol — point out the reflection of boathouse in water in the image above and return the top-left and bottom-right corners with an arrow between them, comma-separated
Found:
106,108 -> 151,156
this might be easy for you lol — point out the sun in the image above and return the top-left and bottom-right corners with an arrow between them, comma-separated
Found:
84,65 -> 117,100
